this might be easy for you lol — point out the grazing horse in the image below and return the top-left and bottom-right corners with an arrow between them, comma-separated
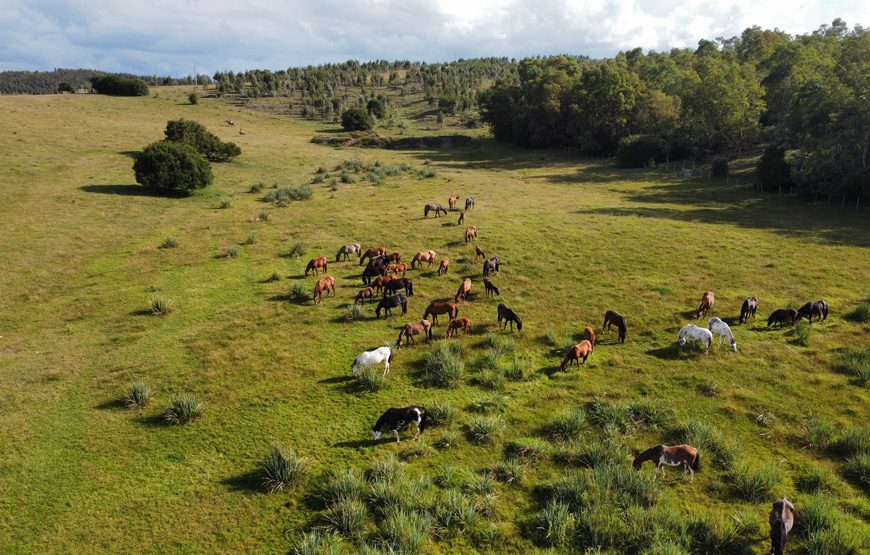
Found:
708,317 -> 737,351
335,243 -> 361,262
455,278 -> 472,302
769,498 -> 795,555
465,226 -> 478,243
376,294 -> 407,318
386,251 -> 401,263
372,406 -> 428,442
796,300 -> 828,323
355,287 -> 375,304
633,444 -> 700,481
767,308 -> 797,328
497,303 -> 522,332
678,324 -> 713,352
411,250 -> 437,269
352,346 -> 393,376
383,278 -> 414,297
482,256 -> 500,278
424,203 -> 447,217
359,247 -> 387,265
457,210 -> 465,225
226,118 -> 235,126
483,278 -> 500,297
388,263 -> 408,276
362,259 -> 389,285
446,317 -> 471,338
561,340 -> 593,370
304,256 -> 328,276
696,291 -> 715,318
423,301 -> 458,323
437,258 -> 449,276
465,197 -> 474,210
372,274 -> 397,294
475,245 -> 486,261
583,326 -> 596,347
313,276 -> 336,304
448,195 -> 459,210
602,310 -> 627,343
739,296 -> 758,324
396,319 -> 432,347
238,128 -> 246,135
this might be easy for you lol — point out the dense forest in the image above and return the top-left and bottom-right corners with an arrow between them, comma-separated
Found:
0,69 -> 204,95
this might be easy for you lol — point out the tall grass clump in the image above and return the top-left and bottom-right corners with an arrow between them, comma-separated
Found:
163,395 -> 204,425
844,450 -> 870,490
831,426 -> 869,457
256,210 -> 270,222
123,382 -> 153,409
505,356 -> 532,381
378,507 -> 430,553
426,400 -> 455,427
432,489 -> 478,538
476,367 -> 504,390
687,511 -> 751,554
842,348 -> 870,385
218,197 -> 231,209
226,245 -> 240,258
846,301 -> 870,323
259,446 -> 310,493
323,497 -> 369,540
673,418 -> 735,469
434,431 -> 458,450
481,333 -> 514,358
587,398 -> 632,432
495,458 -> 524,484
504,437 -> 550,460
243,233 -> 256,245
796,465 -> 839,493
727,461 -> 782,501
423,342 -> 465,388
318,468 -> 366,506
356,366 -> 387,393
343,303 -> 365,322
628,398 -> 672,429
467,415 -> 502,444
534,500 -> 574,548
159,235 -> 177,249
289,282 -> 308,301
288,241 -> 306,258
793,320 -> 812,346
802,414 -> 835,449
546,407 -> 586,442
555,438 -> 627,469
267,270 -> 281,282
290,530 -> 345,555
249,182 -> 265,193
149,296 -> 174,316
470,394 -> 508,414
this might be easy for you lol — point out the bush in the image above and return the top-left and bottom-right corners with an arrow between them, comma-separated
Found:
218,197 -> 231,209
188,92 -> 199,105
90,75 -> 149,96
793,320 -> 812,345
356,366 -> 386,393
160,235 -> 177,249
249,182 -> 265,193
846,302 -> 870,323
467,416 -> 502,444
842,348 -> 870,385
226,245 -> 240,258
343,304 -> 364,322
426,401 -> 455,427
617,134 -> 668,168
164,119 -> 241,162
149,296 -> 174,316
259,446 -> 310,493
288,242 -> 306,258
163,395 -> 204,425
727,461 -> 782,501
711,158 -> 728,177
756,147 -> 791,192
133,140 -> 213,195
423,342 -> 465,388
535,500 -> 574,548
324,497 -> 369,540
341,107 -> 374,132
243,234 -> 256,246
504,437 -> 549,460
124,382 -> 153,409
546,408 -> 587,442
267,271 -> 281,282
289,282 -> 307,301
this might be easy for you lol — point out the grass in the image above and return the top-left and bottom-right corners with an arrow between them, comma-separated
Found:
727,461 -> 783,501
159,235 -> 177,249
845,301 -> 870,323
794,320 -> 812,346
466,415 -> 502,444
123,381 -> 153,409
288,241 -> 305,257
148,295 -> 174,315
423,342 -> 465,388
842,347 -> 870,385
545,407 -> 587,442
259,446 -> 310,493
162,395 -> 204,425
355,366 -> 386,392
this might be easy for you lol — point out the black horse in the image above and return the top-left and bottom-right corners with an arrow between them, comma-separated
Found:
767,308 -> 797,328
383,278 -> 414,297
376,294 -> 407,318
769,498 -> 794,555
482,256 -> 500,278
497,303 -> 522,332
796,299 -> 828,322
372,406 -> 428,442
362,256 -> 390,285
739,296 -> 758,324
602,310 -> 627,343
483,278 -> 500,297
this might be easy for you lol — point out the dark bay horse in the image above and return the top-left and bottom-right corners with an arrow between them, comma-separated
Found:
767,308 -> 797,328
362,259 -> 389,285
602,310 -> 626,343
359,247 -> 387,265
483,278 -> 499,297
355,287 -> 375,304
497,303 -> 522,332
423,301 -> 458,323
739,296 -> 758,324
633,444 -> 699,481
383,278 -> 414,297
796,299 -> 828,322
769,498 -> 794,555
465,197 -> 474,210
376,294 -> 407,318
424,203 -> 447,217
482,256 -> 500,278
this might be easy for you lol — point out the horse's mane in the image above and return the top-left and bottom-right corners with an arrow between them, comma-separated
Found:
372,408 -> 396,431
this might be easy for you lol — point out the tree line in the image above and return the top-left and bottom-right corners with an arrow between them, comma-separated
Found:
0,69 -> 204,95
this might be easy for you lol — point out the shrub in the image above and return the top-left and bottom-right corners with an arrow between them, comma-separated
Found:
149,296 -> 174,316
256,210 -> 270,222
259,446 -> 310,493
288,242 -> 306,258
842,348 -> 870,385
163,395 -> 204,425
218,197 -> 231,209
617,134 -> 668,168
341,107 -> 374,132
290,530 -> 345,555
226,245 -> 240,258
467,416 -> 502,444
471,394 -> 508,414
289,282 -> 307,301
164,119 -> 241,162
535,500 -> 574,548
846,302 -> 870,323
426,401 -> 455,427
793,320 -> 812,345
844,450 -> 870,490
324,497 -> 369,540
727,461 -> 782,501
124,382 -> 153,409
90,75 -> 148,96
343,304 -> 364,322
711,158 -> 728,177
133,140 -> 213,195
378,507 -> 430,553
160,235 -> 177,249
243,234 -> 256,245
249,182 -> 265,193
434,431 -> 458,450
546,407 -> 587,442
504,437 -> 549,460
756,146 -> 791,192
188,92 -> 199,105
423,342 -> 465,388
356,366 -> 387,393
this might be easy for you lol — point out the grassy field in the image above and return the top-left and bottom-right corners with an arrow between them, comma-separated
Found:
0,86 -> 867,554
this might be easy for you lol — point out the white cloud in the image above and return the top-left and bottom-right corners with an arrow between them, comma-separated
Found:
0,0 -> 864,76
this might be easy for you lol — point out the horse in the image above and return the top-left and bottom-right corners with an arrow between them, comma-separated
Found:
560,340 -> 593,370
708,317 -> 737,351
796,300 -> 828,323
465,197 -> 474,210
739,296 -> 758,324
448,195 -> 459,210
304,256 -> 328,276
335,243 -> 361,262
411,250 -> 437,269
372,406 -> 428,442
386,251 -> 401,263
633,444 -> 700,482
696,291 -> 715,318
396,319 -> 432,347
423,301 -> 458,324
465,226 -> 478,243
313,276 -> 335,304
602,310 -> 627,343
362,259 -> 389,285
482,256 -> 500,278
455,278 -> 472,302
767,308 -> 797,328
424,203 -> 447,217
352,346 -> 393,376
371,274 -> 397,294
359,247 -> 387,265
376,294 -> 407,318
383,278 -> 414,297
388,263 -> 408,276
355,287 -> 375,304
583,326 -> 596,347
239,128 -> 246,135
226,118 -> 235,126
437,258 -> 449,276
483,278 -> 500,297
769,498 -> 795,555
457,210 -> 465,225
678,324 -> 713,352
475,245 -> 486,261
497,303 -> 522,332
446,317 -> 471,338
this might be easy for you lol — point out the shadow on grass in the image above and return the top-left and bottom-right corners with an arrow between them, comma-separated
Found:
137,414 -> 167,427
318,375 -> 353,384
129,308 -> 155,317
118,150 -> 140,159
332,438 -> 381,449
94,399 -> 126,410
646,345 -> 680,360
80,184 -> 164,197
221,471 -> 261,493
267,294 -> 309,305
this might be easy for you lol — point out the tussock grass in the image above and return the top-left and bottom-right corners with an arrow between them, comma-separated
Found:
586,398 -> 632,431
267,270 -> 281,282
259,446 -> 310,493
546,407 -> 587,442
803,414 -> 835,449
249,182 -> 265,193
467,415 -> 502,444
218,197 -> 231,209
494,458 -> 524,484
123,382 -> 152,409
842,348 -> 870,385
727,461 -> 782,501
846,301 -> 870,323
323,497 -> 369,539
470,394 -> 508,413
319,468 -> 366,505
149,296 -> 174,315
534,500 -> 574,548
225,245 -> 240,258
505,356 -> 532,381
796,465 -> 839,494
504,437 -> 550,460
243,233 -> 256,245
793,320 -> 812,345
290,530 -> 345,555
343,303 -> 365,322
434,431 -> 458,450
356,366 -> 387,392
162,395 -> 203,425
432,488 -> 478,537
378,506 -> 430,553
423,342 -> 465,388
672,418 -> 736,470
289,282 -> 307,301
425,401 -> 455,427
288,241 -> 305,257
159,235 -> 177,249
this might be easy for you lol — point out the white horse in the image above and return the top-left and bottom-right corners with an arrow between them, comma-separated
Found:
678,324 -> 712,352
708,317 -> 736,351
352,346 -> 392,376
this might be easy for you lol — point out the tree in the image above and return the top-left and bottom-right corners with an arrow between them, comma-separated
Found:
133,141 -> 213,195
188,92 -> 199,105
756,147 -> 791,192
57,82 -> 73,93
341,107 -> 374,131
90,75 -> 149,96
164,120 -> 240,162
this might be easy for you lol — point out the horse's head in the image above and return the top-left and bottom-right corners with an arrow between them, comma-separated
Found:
730,341 -> 737,352
678,335 -> 687,346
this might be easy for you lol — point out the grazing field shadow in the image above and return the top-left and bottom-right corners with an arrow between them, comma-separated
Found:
129,308 -> 154,316
318,375 -> 353,384
137,414 -> 167,427
646,345 -> 679,360
94,399 -> 125,410
542,365 -> 564,377
80,184 -> 162,197
221,471 -> 261,493
118,150 -> 140,159
333,438 -> 380,449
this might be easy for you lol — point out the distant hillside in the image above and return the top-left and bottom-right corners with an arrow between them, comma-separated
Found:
0,68 -> 198,95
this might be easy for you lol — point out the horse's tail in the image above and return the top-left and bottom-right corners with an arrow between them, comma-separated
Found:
822,301 -> 828,320
419,409 -> 429,434
692,451 -> 700,471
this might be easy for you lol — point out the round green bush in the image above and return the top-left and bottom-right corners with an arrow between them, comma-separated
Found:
341,107 -> 374,132
133,140 -> 213,195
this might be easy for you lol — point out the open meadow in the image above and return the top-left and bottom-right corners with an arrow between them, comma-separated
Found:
0,86 -> 867,553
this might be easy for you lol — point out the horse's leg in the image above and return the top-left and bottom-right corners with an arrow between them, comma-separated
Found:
395,430 -> 401,443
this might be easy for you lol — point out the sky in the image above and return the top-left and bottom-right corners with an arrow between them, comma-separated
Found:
0,0 -> 865,76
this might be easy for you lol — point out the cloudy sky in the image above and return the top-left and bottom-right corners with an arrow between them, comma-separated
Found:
1,0 -> 865,76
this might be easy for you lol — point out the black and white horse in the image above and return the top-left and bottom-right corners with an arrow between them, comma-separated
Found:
372,406 -> 428,442
376,294 -> 407,318
482,256 -> 500,278
796,299 -> 828,323
769,498 -> 794,555
739,296 -> 758,324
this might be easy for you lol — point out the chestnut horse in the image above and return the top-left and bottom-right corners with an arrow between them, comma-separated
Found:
396,319 -> 432,347
497,303 -> 522,332
696,291 -> 715,318
313,276 -> 335,304
475,245 -> 486,261
423,301 -> 458,323
355,287 -> 375,304
372,274 -> 398,295
388,263 -> 408,276
437,257 -> 449,276
411,250 -> 437,269
465,226 -> 478,243
583,326 -> 596,347
602,310 -> 626,343
359,247 -> 387,265
560,340 -> 593,370
457,210 -> 465,225
633,444 -> 700,481
446,317 -> 471,338
305,256 -> 328,276
769,498 -> 795,555
424,203 -> 447,217
767,308 -> 797,328
448,195 -> 459,210
455,278 -> 472,302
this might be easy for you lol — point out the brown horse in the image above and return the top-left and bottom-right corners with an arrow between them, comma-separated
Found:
423,301 -> 458,323
388,263 -> 408,276
437,257 -> 449,276
457,210 -> 465,225
465,226 -> 478,243
483,278 -> 499,297
411,250 -> 437,269
696,291 -> 715,318
769,498 -> 795,555
396,319 -> 432,347
226,118 -> 235,126
372,274 -> 398,295
583,326 -> 596,347
359,247 -> 387,265
446,317 -> 471,338
602,310 -> 626,343
305,256 -> 328,276
475,245 -> 486,261
560,340 -> 593,370
633,444 -> 700,481
355,287 -> 375,304
424,203 -> 447,217
387,251 -> 401,263
455,278 -> 472,302
313,276 -> 335,304
767,308 -> 797,328
497,303 -> 522,332
448,195 -> 459,210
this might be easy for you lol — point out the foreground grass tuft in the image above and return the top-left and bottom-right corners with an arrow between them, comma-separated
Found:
123,382 -> 153,409
356,366 -> 387,393
467,415 -> 502,444
259,446 -> 310,493
727,461 -> 782,501
424,342 -> 465,388
148,296 -> 174,316
546,407 -> 587,442
159,235 -> 177,249
842,348 -> 870,386
163,395 -> 204,425
846,302 -> 870,323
